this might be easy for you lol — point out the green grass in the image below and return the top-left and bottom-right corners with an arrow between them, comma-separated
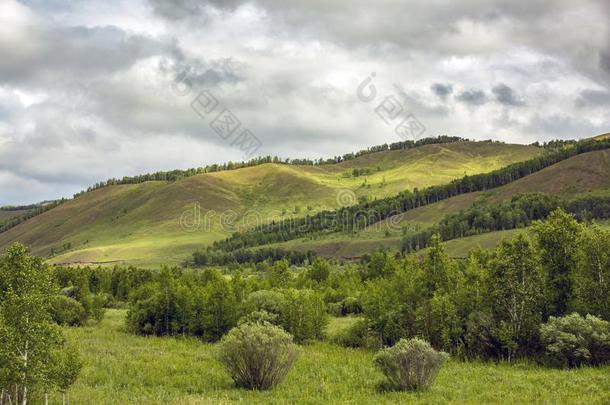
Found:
325,316 -> 363,340
0,141 -> 542,267
54,309 -> 610,404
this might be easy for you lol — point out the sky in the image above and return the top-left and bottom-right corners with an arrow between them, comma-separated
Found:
0,0 -> 609,205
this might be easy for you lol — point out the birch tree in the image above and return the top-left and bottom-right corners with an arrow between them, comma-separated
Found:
0,243 -> 81,405
488,234 -> 545,360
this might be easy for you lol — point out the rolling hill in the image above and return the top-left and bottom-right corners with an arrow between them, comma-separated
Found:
0,141 -> 542,267
271,148 -> 610,259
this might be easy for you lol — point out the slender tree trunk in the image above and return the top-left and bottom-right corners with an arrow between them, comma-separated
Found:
44,393 -> 48,405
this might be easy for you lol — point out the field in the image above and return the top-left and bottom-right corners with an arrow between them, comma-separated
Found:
0,142 -> 541,267
56,310 -> 610,405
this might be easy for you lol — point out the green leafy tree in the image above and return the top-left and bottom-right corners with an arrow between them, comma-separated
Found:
362,251 -> 398,280
420,234 -> 455,297
532,209 -> 582,316
308,258 -> 330,283
0,243 -> 81,404
488,234 -> 545,360
575,225 -> 610,319
269,260 -> 291,288
200,277 -> 238,342
281,289 -> 328,343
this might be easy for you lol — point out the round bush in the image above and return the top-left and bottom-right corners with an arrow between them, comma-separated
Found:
373,338 -> 449,391
218,321 -> 299,390
243,290 -> 286,319
51,295 -> 87,326
540,313 -> 610,368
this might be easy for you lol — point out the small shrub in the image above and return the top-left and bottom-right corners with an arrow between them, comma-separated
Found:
328,302 -> 343,317
341,297 -> 363,315
374,338 -> 449,391
51,295 -> 87,326
540,313 -> 610,368
243,290 -> 286,319
329,297 -> 363,317
332,319 -> 380,349
218,321 -> 298,390
90,294 -> 107,322
281,289 -> 328,343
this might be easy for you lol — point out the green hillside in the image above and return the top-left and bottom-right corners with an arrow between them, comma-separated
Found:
0,141 -> 541,267
273,149 -> 610,259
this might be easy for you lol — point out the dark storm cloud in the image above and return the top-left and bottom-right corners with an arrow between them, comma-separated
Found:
456,89 -> 487,106
431,83 -> 454,99
492,83 -> 525,106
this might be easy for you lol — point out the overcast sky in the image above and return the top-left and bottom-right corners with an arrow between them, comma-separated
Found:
1,0 -> 609,205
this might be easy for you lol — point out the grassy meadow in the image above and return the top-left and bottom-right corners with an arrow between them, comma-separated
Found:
57,310 -> 610,404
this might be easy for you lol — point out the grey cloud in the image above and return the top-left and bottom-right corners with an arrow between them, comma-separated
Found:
159,58 -> 244,89
148,0 -> 206,20
576,89 -> 610,107
394,85 -> 450,118
0,24 -> 178,87
456,89 -> 487,106
525,114 -> 603,139
492,83 -> 525,106
431,83 -> 453,99
601,51 -> 610,74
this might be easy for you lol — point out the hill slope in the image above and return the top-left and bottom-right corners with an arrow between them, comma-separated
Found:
0,141 -> 541,266
275,149 -> 610,259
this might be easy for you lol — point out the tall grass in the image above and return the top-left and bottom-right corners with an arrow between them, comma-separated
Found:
56,310 -> 610,404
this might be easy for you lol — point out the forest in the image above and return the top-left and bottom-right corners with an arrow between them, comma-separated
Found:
401,192 -> 610,252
